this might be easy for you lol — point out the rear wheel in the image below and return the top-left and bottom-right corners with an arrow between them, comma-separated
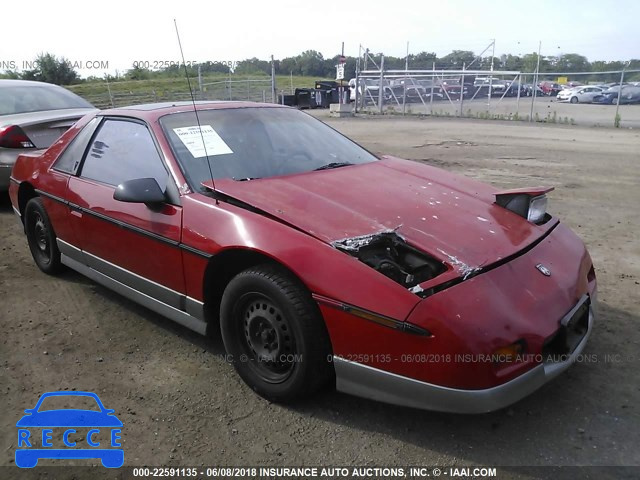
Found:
220,264 -> 333,402
25,197 -> 63,274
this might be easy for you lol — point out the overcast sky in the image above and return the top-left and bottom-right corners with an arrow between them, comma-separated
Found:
1,0 -> 638,77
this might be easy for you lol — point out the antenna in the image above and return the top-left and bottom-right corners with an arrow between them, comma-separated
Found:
173,19 -> 218,199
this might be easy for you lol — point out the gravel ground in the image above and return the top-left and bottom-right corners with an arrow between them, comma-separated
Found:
1,114 -> 639,479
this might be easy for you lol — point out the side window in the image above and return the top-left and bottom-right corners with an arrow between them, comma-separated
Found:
52,117 -> 101,174
80,119 -> 169,189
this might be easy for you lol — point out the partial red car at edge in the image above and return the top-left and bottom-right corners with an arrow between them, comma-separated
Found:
9,102 -> 596,413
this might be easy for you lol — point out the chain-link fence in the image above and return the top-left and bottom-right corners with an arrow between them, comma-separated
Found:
79,76 -> 277,109
353,63 -> 640,128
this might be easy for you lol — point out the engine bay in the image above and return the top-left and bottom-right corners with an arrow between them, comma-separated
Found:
332,230 -> 447,289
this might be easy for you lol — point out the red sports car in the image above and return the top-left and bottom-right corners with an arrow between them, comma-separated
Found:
8,102 -> 596,413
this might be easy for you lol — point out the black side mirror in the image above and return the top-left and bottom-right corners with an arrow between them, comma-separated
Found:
113,178 -> 166,205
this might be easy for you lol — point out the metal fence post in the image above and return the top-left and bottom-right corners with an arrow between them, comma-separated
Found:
430,62 -> 435,115
516,73 -> 521,113
530,41 -> 541,122
271,55 -> 276,103
105,78 -> 114,108
402,78 -> 407,115
487,39 -> 495,110
614,67 -> 626,127
354,54 -> 361,114
378,55 -> 385,114
459,63 -> 465,117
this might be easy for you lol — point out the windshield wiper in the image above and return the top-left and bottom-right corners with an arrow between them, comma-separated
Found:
313,162 -> 354,171
234,177 -> 262,181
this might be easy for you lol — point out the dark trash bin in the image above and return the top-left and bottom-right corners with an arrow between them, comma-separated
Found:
279,94 -> 296,106
295,88 -> 317,109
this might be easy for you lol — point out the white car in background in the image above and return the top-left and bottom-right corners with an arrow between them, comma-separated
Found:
556,86 -> 604,104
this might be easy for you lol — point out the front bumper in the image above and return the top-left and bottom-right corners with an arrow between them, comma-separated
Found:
334,301 -> 594,414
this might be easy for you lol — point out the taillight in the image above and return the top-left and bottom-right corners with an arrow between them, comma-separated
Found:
0,125 -> 36,149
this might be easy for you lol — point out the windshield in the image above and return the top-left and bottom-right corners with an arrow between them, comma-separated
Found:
160,107 -> 377,189
0,85 -> 93,116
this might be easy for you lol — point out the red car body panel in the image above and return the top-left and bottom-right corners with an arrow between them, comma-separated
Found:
325,222 -> 595,389
8,102 -> 596,411
66,177 -> 185,293
208,156 -> 556,273
179,194 -> 420,319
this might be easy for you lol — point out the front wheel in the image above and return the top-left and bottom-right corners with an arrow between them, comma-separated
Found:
24,197 -> 63,274
220,264 -> 333,402
570,96 -> 578,104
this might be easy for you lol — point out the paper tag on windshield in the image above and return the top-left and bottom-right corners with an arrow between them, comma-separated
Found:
173,125 -> 233,158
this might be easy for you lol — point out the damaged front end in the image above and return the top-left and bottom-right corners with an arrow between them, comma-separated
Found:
332,230 -> 447,290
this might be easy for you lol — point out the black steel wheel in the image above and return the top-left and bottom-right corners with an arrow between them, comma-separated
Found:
220,263 -> 333,402
239,293 -> 296,383
24,197 -> 63,274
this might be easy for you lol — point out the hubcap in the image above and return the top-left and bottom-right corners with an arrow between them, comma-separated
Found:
239,295 -> 295,383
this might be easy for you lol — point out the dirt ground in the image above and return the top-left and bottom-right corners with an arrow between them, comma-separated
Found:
1,113 -> 639,478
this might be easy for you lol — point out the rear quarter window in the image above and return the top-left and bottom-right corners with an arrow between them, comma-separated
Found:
52,117 -> 102,174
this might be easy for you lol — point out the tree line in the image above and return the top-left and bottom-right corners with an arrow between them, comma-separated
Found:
2,51 -> 639,86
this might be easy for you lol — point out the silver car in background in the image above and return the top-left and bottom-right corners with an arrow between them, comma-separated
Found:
556,85 -> 604,104
0,80 -> 96,191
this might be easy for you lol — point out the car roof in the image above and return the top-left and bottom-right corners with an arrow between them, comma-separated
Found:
98,101 -> 286,121
0,79 -> 68,89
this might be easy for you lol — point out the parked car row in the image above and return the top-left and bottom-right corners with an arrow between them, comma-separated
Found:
555,84 -> 640,104
349,76 -> 544,104
593,85 -> 640,105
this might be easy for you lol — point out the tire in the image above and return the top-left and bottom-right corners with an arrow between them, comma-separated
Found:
24,197 -> 63,274
570,97 -> 578,104
220,263 -> 333,402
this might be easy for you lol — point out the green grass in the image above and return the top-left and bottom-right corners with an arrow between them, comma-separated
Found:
66,75 -> 323,97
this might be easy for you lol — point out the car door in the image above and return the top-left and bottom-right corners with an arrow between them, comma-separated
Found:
580,88 -> 597,102
65,117 -> 186,308
588,88 -> 602,102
